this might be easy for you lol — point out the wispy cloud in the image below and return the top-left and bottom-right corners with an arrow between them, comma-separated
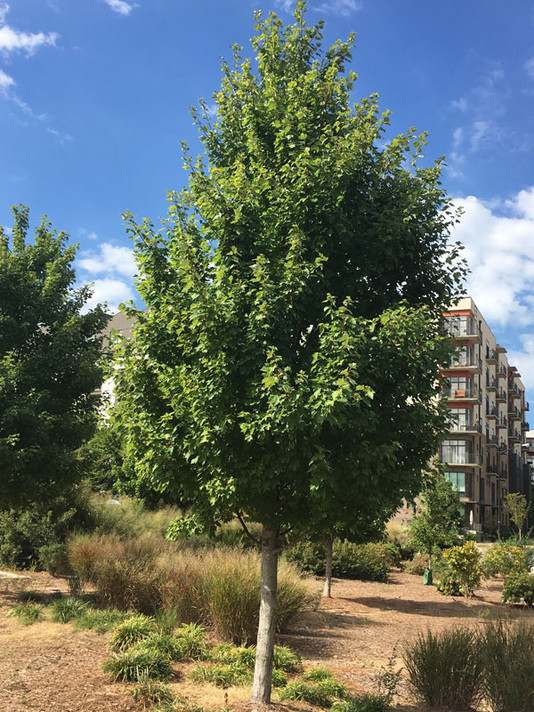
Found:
525,57 -> 534,80
103,0 -> 137,16
275,0 -> 362,15
312,0 -> 362,15
447,64 -> 507,179
0,66 -> 13,91
0,3 -> 59,57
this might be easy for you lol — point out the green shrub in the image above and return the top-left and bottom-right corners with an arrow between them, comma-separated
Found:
279,677 -> 346,707
435,574 -> 462,597
402,552 -> 427,576
304,667 -> 334,682
143,633 -> 184,661
403,626 -> 484,711
50,597 -> 89,623
73,607 -> 128,633
273,645 -> 302,673
331,694 -> 390,712
481,620 -> 534,712
111,614 -> 155,652
7,602 -> 44,625
271,668 -> 288,688
484,543 -> 531,578
189,662 -> 251,687
38,543 -> 72,578
502,570 -> 534,607
103,645 -> 173,682
132,675 -> 174,707
0,505 -> 76,569
443,541 -> 483,597
174,623 -> 207,660
286,540 -> 389,582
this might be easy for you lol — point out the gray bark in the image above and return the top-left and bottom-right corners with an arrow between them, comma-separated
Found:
322,535 -> 333,598
250,525 -> 279,703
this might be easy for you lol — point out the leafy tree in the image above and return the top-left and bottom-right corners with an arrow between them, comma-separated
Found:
0,205 -> 109,506
409,467 -> 465,571
113,4 -> 463,702
443,541 -> 483,598
504,492 -> 530,540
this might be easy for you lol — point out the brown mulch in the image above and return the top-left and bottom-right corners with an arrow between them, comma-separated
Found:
0,570 -> 529,712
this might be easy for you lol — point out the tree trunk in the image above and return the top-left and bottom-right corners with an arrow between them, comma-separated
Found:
322,534 -> 333,598
250,525 -> 279,703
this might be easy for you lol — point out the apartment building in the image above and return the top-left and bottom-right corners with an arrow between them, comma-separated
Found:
442,297 -> 530,534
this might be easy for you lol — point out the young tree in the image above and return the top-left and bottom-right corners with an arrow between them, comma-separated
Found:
409,467 -> 465,571
0,205 -> 109,506
113,4 -> 463,702
504,492 -> 530,540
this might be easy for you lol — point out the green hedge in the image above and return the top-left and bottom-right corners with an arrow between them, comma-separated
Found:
285,540 -> 390,582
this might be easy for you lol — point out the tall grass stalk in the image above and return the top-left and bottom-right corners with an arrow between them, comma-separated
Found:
403,626 -> 484,711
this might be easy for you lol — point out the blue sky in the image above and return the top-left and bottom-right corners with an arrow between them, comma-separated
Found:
2,0 -> 534,398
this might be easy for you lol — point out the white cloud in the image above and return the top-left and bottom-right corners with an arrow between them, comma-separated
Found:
313,0 -> 362,15
525,57 -> 534,80
0,66 -> 13,91
450,188 -> 534,329
83,278 -> 136,313
103,0 -> 137,16
0,4 -> 59,57
78,242 -> 137,280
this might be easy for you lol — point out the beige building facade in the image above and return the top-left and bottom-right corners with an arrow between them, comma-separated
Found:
442,297 -> 530,534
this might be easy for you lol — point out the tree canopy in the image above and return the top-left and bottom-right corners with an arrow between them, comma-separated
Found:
113,3 -> 464,701
0,205 -> 109,506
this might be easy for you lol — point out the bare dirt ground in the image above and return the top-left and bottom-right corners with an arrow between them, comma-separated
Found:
0,570 -> 529,712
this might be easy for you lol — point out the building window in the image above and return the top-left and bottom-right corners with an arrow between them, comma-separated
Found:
445,471 -> 471,498
445,315 -> 473,337
441,439 -> 474,464
450,408 -> 471,429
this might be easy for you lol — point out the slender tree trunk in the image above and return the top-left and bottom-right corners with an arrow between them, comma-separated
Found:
251,525 -> 279,703
322,534 -> 333,598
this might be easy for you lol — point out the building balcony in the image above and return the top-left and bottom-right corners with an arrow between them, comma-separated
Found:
496,416 -> 508,430
522,421 -> 530,430
486,463 -> 499,476
442,386 -> 480,402
508,405 -> 522,419
440,452 -> 480,466
486,407 -> 499,420
449,422 -> 482,434
486,378 -> 498,391
496,389 -> 507,403
508,382 -> 522,399
498,443 -> 508,454
524,401 -> 530,412
509,428 -> 521,442
446,325 -> 482,342
445,357 -> 482,372
486,433 -> 499,447
486,348 -> 498,364
496,363 -> 507,378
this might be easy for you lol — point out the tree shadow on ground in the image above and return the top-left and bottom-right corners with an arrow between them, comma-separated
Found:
337,595 -> 501,618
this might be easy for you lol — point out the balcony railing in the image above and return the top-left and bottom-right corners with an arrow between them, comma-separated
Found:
486,406 -> 499,419
522,421 -> 530,430
442,386 -> 479,400
496,389 -> 507,402
440,452 -> 479,465
496,363 -> 507,378
486,463 -> 498,475
496,415 -> 508,429
508,404 -> 521,419
509,428 -> 521,442
450,422 -> 482,433
487,433 -> 499,446
508,382 -> 522,398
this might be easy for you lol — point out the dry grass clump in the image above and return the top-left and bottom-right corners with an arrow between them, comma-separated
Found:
67,533 -> 310,641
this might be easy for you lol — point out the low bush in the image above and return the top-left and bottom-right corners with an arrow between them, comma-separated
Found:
331,694 -> 391,712
7,602 -> 44,625
403,626 -> 484,711
73,607 -> 128,633
286,540 -> 389,583
502,570 -> 534,607
273,645 -> 302,673
481,620 -> 534,712
279,677 -> 346,707
50,597 -> 89,623
402,552 -> 427,576
189,662 -> 251,688
443,541 -> 483,597
385,522 -> 415,561
132,675 -> 174,707
174,623 -> 207,660
110,614 -> 155,652
103,645 -> 173,682
483,543 -> 531,578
